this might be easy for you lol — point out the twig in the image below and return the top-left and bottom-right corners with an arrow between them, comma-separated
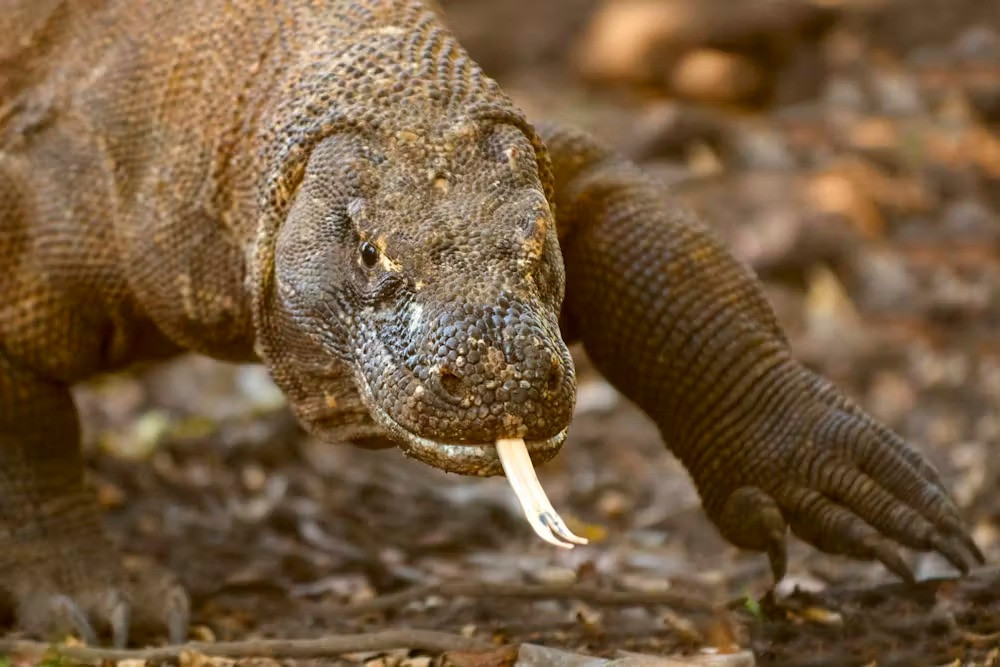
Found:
323,581 -> 717,617
961,630 -> 1000,648
0,629 -> 492,663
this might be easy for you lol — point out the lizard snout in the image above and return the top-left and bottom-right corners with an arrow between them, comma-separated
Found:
429,341 -> 566,403
361,295 -> 576,450
412,299 -> 575,443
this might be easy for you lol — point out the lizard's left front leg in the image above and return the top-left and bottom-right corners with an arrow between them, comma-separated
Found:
541,123 -> 984,581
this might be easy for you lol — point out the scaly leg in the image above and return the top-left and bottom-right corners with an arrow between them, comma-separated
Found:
0,346 -> 189,645
542,122 -> 984,581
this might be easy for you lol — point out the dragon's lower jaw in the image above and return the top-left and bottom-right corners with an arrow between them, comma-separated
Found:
394,427 -> 567,476
351,373 -> 570,475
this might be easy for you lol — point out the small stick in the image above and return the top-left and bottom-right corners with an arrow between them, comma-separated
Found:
323,581 -> 717,617
0,630 -> 491,664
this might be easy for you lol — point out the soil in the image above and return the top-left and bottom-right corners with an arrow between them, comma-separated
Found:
6,0 -> 1000,665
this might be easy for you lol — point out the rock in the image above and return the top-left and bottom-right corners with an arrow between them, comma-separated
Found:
802,265 -> 867,361
618,573 -> 672,594
669,49 -> 765,105
871,69 -> 925,115
952,25 -> 1000,61
805,170 -> 884,240
597,489 -> 633,519
515,643 -> 608,666
529,565 -> 578,586
100,409 -> 171,460
575,379 -> 621,415
730,125 -> 795,170
609,650 -> 755,666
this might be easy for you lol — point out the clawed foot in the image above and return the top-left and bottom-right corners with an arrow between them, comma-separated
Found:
1,543 -> 189,646
703,370 -> 985,582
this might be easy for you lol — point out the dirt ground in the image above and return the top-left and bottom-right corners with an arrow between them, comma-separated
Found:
7,0 -> 1000,665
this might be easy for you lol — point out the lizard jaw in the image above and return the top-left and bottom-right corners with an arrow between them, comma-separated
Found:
393,426 -> 567,477
352,373 -> 568,476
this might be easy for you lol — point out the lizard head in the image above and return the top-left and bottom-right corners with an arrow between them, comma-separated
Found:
257,113 -> 576,476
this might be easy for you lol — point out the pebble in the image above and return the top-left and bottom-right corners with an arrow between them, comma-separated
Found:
799,607 -> 844,626
952,25 -> 1000,61
619,573 -> 672,594
670,49 -> 765,105
597,489 -> 633,518
871,70 -> 924,115
611,650 -> 756,666
575,379 -> 620,415
530,565 -> 578,586
516,643 -> 609,666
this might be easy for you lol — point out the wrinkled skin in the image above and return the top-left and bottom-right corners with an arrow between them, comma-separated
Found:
0,0 -> 985,646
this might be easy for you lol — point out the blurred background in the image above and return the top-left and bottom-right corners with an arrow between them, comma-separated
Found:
73,0 -> 998,663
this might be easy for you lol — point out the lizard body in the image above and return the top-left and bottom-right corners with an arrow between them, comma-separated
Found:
0,0 -> 984,644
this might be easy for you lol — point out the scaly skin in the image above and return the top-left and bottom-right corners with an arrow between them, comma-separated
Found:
0,0 -> 984,645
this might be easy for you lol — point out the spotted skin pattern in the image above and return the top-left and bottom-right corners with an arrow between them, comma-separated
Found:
0,0 -> 984,645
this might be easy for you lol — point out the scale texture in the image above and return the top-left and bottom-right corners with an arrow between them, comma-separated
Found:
0,0 -> 983,644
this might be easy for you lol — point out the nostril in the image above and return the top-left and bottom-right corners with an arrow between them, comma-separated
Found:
438,367 -> 464,397
545,357 -> 563,393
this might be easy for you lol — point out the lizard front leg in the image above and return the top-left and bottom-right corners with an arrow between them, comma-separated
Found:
541,123 -> 984,581
0,346 -> 189,645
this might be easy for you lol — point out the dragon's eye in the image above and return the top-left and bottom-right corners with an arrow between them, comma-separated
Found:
359,241 -> 380,268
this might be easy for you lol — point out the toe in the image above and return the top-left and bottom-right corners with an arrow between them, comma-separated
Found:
805,453 -> 939,547
780,486 -> 915,582
714,486 -> 789,581
165,585 -> 190,644
103,591 -> 130,649
812,411 -> 982,570
49,594 -> 98,646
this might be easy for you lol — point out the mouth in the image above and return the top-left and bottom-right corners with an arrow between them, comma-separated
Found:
354,373 -> 568,475
394,427 -> 567,476
368,395 -> 568,475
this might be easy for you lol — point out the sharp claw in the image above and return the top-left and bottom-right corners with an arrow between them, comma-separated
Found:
106,592 -> 130,649
930,534 -> 972,575
166,586 -> 190,644
869,539 -> 914,583
960,532 -> 986,565
761,510 -> 788,583
50,594 -> 97,646
766,540 -> 788,583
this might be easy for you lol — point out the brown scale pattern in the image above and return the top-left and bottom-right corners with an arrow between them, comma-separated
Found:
0,0 -> 984,646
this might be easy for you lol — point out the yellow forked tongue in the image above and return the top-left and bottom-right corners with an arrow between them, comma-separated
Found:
495,438 -> 589,549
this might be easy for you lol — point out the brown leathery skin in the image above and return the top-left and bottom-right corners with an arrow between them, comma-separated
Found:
0,0 -> 984,645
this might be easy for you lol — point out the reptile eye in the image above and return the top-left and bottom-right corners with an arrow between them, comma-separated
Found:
359,241 -> 380,268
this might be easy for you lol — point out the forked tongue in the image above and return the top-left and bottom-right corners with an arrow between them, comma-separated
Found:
495,438 -> 588,549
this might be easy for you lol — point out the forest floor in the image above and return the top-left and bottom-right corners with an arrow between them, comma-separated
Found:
4,0 -> 999,665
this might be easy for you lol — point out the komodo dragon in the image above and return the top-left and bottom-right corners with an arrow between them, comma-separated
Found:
0,0 -> 985,646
